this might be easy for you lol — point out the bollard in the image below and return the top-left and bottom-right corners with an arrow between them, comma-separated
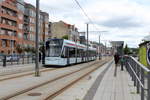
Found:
3,55 -> 6,67
22,55 -> 24,64
17,55 -> 19,65
27,55 -> 29,64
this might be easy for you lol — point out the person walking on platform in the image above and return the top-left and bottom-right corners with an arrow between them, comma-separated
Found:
114,52 -> 120,77
114,52 -> 120,67
120,56 -> 124,71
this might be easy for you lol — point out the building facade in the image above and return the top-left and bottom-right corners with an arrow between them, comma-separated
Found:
39,11 -> 49,42
79,32 -> 86,44
0,0 -> 24,54
50,21 -> 79,42
0,0 -> 49,54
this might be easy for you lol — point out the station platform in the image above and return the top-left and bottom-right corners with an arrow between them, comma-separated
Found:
91,62 -> 140,100
54,60 -> 141,100
0,59 -> 142,100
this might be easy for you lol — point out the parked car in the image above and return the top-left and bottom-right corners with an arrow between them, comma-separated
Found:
6,55 -> 20,62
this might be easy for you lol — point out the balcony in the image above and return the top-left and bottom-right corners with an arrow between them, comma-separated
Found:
0,35 -> 17,41
1,13 -> 18,21
24,19 -> 30,24
23,26 -> 30,33
2,2 -> 18,12
24,10 -> 29,16
0,23 -> 18,31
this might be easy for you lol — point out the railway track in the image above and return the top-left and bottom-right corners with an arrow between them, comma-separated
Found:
0,58 -> 112,100
0,59 -> 100,82
0,58 -> 105,82
0,68 -> 58,82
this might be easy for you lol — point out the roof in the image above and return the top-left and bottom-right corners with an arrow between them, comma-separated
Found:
110,41 -> 124,47
139,41 -> 150,47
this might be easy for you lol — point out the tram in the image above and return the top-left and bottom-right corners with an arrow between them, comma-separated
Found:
45,38 -> 97,66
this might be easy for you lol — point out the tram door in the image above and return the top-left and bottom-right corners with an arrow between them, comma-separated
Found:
66,47 -> 70,65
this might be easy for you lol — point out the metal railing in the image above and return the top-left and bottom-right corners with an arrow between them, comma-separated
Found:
124,56 -> 150,100
0,54 -> 36,67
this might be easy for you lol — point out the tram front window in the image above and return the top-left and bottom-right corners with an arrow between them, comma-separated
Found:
46,39 -> 63,57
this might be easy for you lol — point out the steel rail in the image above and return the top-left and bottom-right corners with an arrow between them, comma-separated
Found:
44,60 -> 112,100
0,59 -> 99,82
1,59 -> 111,100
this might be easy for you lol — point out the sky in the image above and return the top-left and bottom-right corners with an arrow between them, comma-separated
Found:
24,0 -> 150,48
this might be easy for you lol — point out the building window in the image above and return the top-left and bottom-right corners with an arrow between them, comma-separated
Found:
2,40 -> 7,48
18,33 -> 22,38
23,33 -> 28,40
10,40 -> 15,48
19,24 -> 23,29
0,29 -> 5,35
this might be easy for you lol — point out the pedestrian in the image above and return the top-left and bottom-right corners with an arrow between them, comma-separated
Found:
120,56 -> 124,71
114,52 -> 120,77
42,51 -> 45,64
114,52 -> 120,67
39,52 -> 41,62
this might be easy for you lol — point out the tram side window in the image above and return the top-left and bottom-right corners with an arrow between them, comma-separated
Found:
77,49 -> 83,57
69,48 -> 75,57
61,47 -> 76,58
61,47 -> 68,58
61,47 -> 84,58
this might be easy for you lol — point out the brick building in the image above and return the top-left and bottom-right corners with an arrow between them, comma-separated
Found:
0,0 -> 24,54
39,11 -> 49,42
0,0 -> 49,54
50,21 -> 79,42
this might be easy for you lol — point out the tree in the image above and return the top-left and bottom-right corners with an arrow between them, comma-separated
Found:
62,35 -> 69,40
124,44 -> 130,54
16,44 -> 24,54
24,46 -> 31,53
30,47 -> 36,53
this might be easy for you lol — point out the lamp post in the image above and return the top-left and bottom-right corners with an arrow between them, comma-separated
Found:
35,0 -> 40,77
86,23 -> 89,62
99,35 -> 101,60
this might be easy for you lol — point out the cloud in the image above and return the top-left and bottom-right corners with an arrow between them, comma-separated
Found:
98,16 -> 142,28
24,0 -> 150,47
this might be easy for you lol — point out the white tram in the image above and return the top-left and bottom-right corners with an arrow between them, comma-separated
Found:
45,38 -> 97,66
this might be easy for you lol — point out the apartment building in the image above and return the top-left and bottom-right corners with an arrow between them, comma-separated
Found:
24,4 -> 49,46
50,21 -> 79,42
0,0 -> 24,54
0,0 -> 49,54
48,22 -> 52,38
39,11 -> 49,42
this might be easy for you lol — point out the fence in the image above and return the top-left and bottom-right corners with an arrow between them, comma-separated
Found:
0,54 -> 36,67
124,56 -> 150,100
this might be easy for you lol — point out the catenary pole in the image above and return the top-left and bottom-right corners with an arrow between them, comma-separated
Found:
87,23 -> 89,61
99,35 -> 101,60
35,0 -> 40,77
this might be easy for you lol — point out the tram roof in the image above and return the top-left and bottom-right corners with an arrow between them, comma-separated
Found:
46,38 -> 96,51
